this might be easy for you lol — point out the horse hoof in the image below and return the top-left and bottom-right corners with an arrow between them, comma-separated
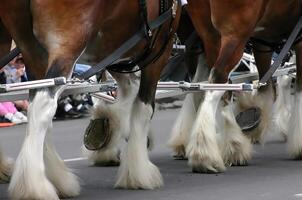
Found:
173,154 -> 187,160
226,161 -> 248,167
84,118 -> 111,151
171,145 -> 187,160
94,160 -> 120,167
192,166 -> 221,174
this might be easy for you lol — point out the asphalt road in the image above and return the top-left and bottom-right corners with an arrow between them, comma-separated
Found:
0,108 -> 302,200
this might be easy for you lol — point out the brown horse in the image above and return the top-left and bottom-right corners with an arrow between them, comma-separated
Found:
0,0 -> 181,199
169,0 -> 302,173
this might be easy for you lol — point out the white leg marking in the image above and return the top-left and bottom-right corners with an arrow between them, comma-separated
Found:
84,74 -> 139,165
288,91 -> 302,158
168,93 -> 200,158
235,83 -> 274,143
44,125 -> 80,198
186,91 -> 226,173
9,89 -> 61,200
222,104 -> 252,166
115,98 -> 163,189
273,75 -> 293,139
169,55 -> 209,158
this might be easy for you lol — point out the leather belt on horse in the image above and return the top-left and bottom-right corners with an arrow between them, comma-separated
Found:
259,16 -> 302,85
78,0 -> 179,80
0,47 -> 21,69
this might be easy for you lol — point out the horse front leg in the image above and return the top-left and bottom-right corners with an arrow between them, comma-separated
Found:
169,53 -> 210,159
44,121 -> 80,198
186,36 -> 252,172
83,73 -> 140,165
288,41 -> 302,158
114,46 -> 176,190
8,87 -> 64,200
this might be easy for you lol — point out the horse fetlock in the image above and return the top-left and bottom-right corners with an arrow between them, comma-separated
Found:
82,145 -> 120,166
187,142 -> 226,173
9,174 -> 59,200
54,171 -> 80,198
171,144 -> 187,160
115,160 -> 163,189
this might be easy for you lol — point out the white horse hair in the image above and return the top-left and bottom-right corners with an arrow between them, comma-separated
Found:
115,98 -> 163,189
235,82 -> 275,143
222,103 -> 252,166
288,91 -> 302,158
169,54 -> 210,158
83,73 -> 140,165
186,90 -> 226,173
272,75 -> 293,139
8,87 -> 79,200
44,127 -> 80,198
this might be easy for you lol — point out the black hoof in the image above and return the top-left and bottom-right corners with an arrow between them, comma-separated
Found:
94,160 -> 120,167
84,118 -> 111,151
192,167 -> 220,174
229,161 -> 248,167
173,154 -> 187,160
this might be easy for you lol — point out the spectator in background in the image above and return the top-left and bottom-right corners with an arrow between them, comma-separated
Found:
4,54 -> 29,112
55,63 -> 93,119
0,102 -> 27,124
0,53 -> 28,124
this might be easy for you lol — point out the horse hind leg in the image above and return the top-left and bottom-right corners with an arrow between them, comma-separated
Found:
169,53 -> 210,159
221,100 -> 252,166
82,72 -> 140,166
235,82 -> 275,143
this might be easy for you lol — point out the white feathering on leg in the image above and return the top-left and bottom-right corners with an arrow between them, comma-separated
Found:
186,91 -> 226,173
115,99 -> 163,189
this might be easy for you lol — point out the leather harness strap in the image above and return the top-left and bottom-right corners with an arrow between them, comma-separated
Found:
0,47 -> 21,69
259,16 -> 302,85
78,0 -> 177,80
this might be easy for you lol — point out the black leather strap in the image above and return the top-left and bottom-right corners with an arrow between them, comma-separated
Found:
259,16 -> 302,85
79,6 -> 173,80
0,47 -> 21,69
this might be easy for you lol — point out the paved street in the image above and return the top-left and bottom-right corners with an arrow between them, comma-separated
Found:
0,108 -> 302,200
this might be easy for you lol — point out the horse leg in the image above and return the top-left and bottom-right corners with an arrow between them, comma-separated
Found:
237,43 -> 275,143
287,41 -> 302,158
186,35 -> 253,172
114,42 -> 179,189
273,75 -> 293,140
8,2 -> 101,197
44,121 -> 80,198
9,87 -> 64,200
169,53 -> 210,159
83,72 -> 140,165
